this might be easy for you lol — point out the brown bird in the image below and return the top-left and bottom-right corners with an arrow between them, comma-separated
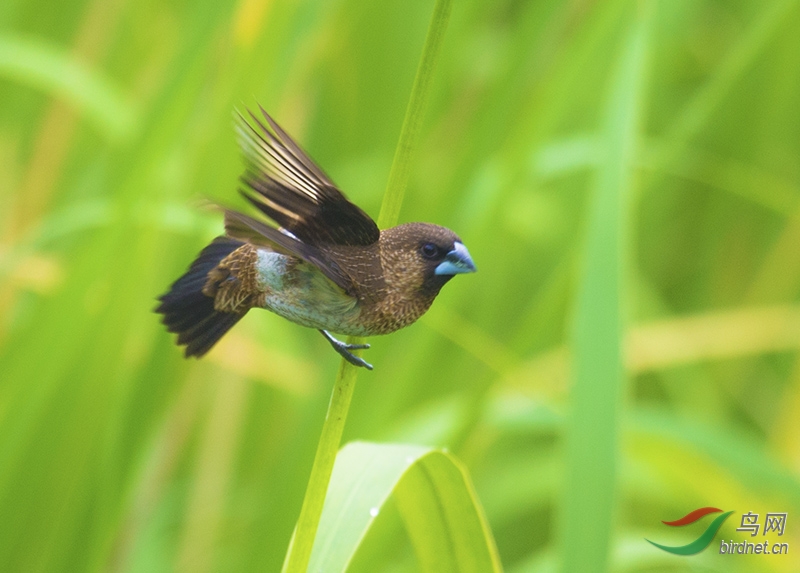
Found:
156,107 -> 476,369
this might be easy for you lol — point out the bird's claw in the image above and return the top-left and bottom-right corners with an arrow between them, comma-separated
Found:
319,330 -> 374,370
339,350 -> 373,370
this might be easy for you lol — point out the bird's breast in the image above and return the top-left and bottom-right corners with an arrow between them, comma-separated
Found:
254,249 -> 367,335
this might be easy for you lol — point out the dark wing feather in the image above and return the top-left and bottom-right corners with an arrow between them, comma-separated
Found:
236,107 -> 380,247
223,210 -> 355,295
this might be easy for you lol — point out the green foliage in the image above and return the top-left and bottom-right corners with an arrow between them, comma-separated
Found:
2,0 -> 800,572
308,442 -> 501,572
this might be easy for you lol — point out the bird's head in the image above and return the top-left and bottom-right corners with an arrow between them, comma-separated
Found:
380,223 -> 476,298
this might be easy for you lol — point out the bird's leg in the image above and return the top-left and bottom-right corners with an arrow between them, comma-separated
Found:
319,330 -> 373,370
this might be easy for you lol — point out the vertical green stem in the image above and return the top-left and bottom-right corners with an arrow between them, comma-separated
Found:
378,0 -> 453,229
282,360 -> 359,573
560,4 -> 651,573
282,1 -> 452,571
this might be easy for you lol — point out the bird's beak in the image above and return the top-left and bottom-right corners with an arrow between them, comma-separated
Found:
435,242 -> 477,276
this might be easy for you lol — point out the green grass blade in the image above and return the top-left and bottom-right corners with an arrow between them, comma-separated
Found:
281,361 -> 359,573
308,442 -> 502,572
560,5 -> 653,572
281,2 -> 453,571
377,0 -> 452,229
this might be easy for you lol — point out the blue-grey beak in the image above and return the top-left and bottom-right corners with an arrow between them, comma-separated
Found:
434,242 -> 477,276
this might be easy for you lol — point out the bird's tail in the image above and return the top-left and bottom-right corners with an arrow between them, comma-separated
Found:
156,237 -> 246,357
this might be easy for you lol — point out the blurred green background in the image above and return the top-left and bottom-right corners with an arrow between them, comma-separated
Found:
2,0 -> 799,571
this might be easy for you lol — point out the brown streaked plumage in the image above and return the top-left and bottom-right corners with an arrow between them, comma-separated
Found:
156,106 -> 476,369
203,243 -> 260,312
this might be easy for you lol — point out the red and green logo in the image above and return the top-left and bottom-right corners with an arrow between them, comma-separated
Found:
646,507 -> 734,555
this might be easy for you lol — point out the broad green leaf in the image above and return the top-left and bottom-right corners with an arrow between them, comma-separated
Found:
307,442 -> 502,572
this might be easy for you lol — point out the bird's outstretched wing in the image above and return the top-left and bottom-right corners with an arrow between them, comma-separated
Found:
235,106 -> 380,247
223,209 -> 357,295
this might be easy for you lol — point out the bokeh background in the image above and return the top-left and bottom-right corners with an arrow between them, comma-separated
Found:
2,0 -> 800,571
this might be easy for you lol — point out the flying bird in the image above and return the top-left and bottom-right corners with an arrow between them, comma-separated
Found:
156,107 -> 476,369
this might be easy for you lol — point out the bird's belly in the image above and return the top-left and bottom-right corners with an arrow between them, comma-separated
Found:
254,250 -> 367,335
263,294 -> 368,335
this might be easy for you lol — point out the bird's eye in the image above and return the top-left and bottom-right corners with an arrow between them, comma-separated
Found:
420,243 -> 440,259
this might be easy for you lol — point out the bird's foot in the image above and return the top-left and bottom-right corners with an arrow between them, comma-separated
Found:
319,330 -> 373,370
